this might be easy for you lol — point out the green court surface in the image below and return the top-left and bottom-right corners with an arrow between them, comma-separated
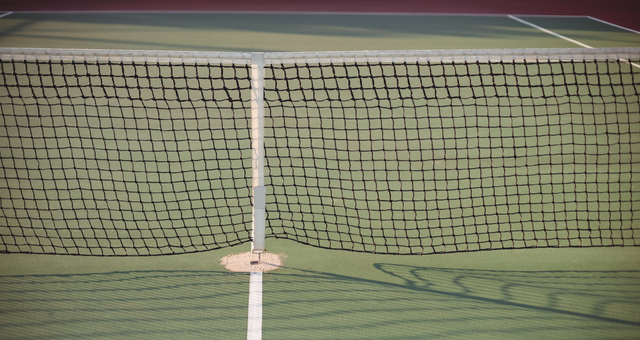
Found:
1,11 -> 640,339
2,240 -> 639,339
1,13 -> 640,51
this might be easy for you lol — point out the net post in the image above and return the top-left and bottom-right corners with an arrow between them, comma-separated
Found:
251,52 -> 266,254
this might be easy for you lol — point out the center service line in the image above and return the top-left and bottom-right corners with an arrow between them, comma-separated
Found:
247,271 -> 263,340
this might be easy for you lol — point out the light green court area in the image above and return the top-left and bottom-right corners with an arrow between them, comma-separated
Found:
1,13 -> 640,51
1,241 -> 640,339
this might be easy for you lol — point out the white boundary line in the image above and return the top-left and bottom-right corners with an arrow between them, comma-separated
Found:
510,14 -> 600,18
247,272 -> 263,340
508,15 -> 640,69
508,15 -> 593,48
587,16 -> 640,34
0,12 -> 13,19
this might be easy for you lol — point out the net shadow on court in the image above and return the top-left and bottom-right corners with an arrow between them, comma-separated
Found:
1,251 -> 639,339
262,265 -> 640,339
0,270 -> 250,340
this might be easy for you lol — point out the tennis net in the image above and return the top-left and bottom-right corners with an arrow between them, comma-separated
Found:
1,47 -> 639,255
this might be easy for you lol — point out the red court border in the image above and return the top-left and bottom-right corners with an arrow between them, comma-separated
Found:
3,0 -> 640,31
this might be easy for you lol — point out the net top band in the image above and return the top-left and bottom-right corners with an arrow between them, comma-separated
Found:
2,47 -> 640,64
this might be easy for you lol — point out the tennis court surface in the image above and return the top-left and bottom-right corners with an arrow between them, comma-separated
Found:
1,8 -> 640,339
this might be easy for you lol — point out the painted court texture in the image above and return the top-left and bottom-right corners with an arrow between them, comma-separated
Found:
0,1 -> 639,340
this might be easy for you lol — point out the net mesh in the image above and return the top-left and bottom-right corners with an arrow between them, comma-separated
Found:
1,48 -> 639,255
264,56 -> 640,254
0,52 -> 253,255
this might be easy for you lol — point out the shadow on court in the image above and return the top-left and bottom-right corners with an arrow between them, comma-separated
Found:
0,270 -> 250,340
1,263 -> 639,339
263,265 -> 640,339
6,12 -> 638,51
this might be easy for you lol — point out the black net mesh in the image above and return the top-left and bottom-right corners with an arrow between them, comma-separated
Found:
0,57 -> 253,255
263,57 -> 640,254
1,50 -> 639,255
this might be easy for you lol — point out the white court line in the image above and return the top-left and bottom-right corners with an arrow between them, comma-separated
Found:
508,15 -> 593,48
587,16 -> 640,35
508,16 -> 640,70
247,272 -> 263,340
0,12 -> 13,19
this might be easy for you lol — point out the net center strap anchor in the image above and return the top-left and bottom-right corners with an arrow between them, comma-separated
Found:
250,252 -> 262,265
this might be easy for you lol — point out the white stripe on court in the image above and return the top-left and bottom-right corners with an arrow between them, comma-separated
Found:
0,12 -> 13,19
508,15 -> 640,69
247,271 -> 263,340
587,16 -> 640,35
508,15 -> 593,48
